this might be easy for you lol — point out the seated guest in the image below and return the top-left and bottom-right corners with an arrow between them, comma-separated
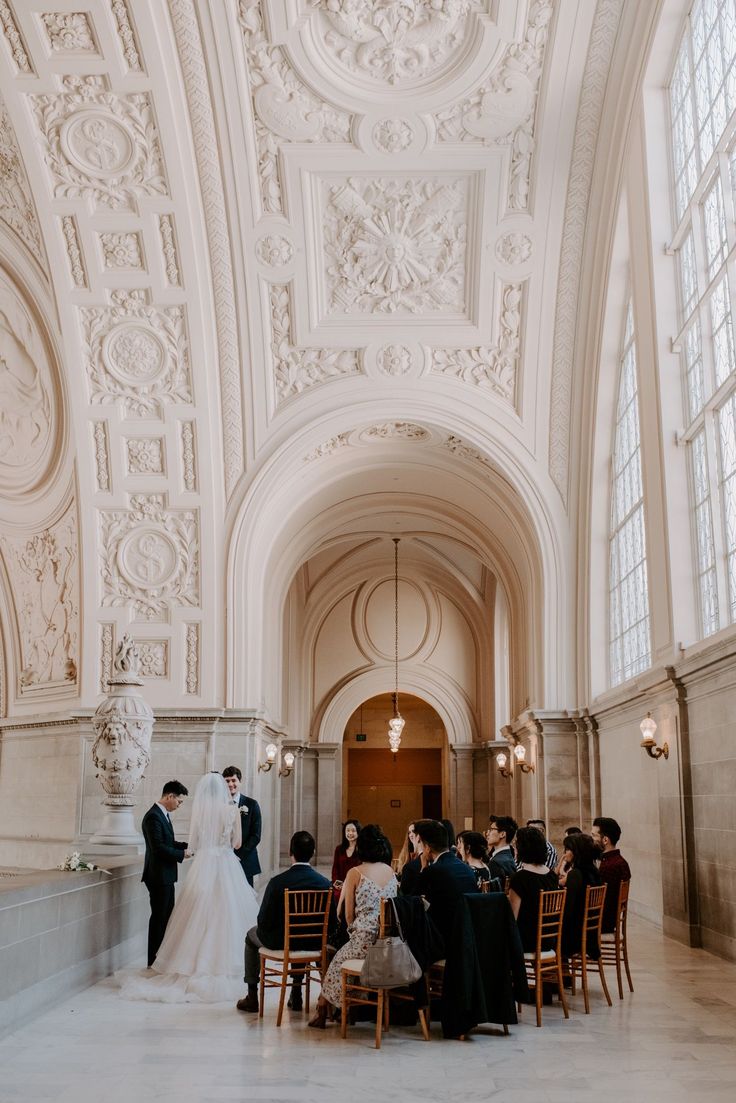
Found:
592,816 -> 631,933
396,821 -> 416,873
484,812 -> 497,853
566,826 -> 582,835
441,818 -> 459,857
559,833 -> 602,960
399,821 -> 423,896
237,830 -> 331,1014
331,820 -> 361,906
526,819 -> 558,870
456,831 -> 494,891
309,824 -> 396,1028
487,816 -> 518,881
411,819 -> 479,952
508,827 -> 559,952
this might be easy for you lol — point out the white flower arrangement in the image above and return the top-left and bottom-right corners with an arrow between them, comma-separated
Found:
57,851 -> 110,874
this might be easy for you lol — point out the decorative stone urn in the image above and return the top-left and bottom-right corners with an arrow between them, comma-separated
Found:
89,635 -> 154,845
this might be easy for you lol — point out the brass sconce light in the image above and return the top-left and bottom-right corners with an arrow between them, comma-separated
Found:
513,744 -> 535,773
495,744 -> 535,777
258,742 -> 278,772
495,751 -> 512,778
279,750 -> 296,778
640,712 -> 668,760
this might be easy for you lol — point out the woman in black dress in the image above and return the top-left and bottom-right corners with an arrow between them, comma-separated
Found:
508,826 -> 559,952
456,830 -> 493,890
559,832 -> 602,960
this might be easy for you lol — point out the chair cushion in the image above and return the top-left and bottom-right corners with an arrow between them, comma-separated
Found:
258,947 -> 320,960
524,950 -> 556,960
340,959 -> 365,973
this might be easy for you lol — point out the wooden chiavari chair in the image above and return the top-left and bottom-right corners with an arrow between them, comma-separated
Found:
258,888 -> 331,1026
569,883 -> 613,1013
520,888 -> 568,1027
599,879 -> 633,999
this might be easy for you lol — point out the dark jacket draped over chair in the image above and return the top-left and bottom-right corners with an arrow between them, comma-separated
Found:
441,893 -> 529,1039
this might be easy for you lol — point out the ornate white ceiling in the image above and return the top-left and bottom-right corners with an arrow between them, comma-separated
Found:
0,0 -> 630,714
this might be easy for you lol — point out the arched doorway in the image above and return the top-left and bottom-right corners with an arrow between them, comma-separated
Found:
343,693 -> 447,855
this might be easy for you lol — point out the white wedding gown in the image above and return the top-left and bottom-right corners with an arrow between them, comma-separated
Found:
121,798 -> 259,1003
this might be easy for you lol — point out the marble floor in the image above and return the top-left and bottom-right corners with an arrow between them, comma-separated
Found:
1,919 -> 735,1103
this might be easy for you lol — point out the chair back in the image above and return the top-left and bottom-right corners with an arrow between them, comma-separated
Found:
283,889 -> 331,968
535,888 -> 566,956
617,879 -> 630,932
582,883 -> 607,950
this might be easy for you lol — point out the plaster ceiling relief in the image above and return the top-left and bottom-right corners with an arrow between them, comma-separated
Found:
81,289 -> 192,418
303,423 -> 499,466
98,493 -> 199,623
431,281 -> 522,402
375,343 -> 414,376
269,282 -> 362,402
0,499 -> 79,694
0,96 -> 45,270
29,76 -> 167,212
0,0 -> 33,73
39,12 -> 99,55
0,270 -> 59,498
304,0 -> 493,91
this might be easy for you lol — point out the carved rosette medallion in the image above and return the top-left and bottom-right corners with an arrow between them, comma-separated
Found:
99,494 -> 199,621
495,232 -> 532,267
376,344 -> 413,376
0,271 -> 59,497
90,635 -> 154,844
372,118 -> 413,153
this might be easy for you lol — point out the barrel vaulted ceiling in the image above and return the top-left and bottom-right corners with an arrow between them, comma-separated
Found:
0,0 -> 633,714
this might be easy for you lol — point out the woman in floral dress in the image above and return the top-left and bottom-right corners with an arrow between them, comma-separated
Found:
309,824 -> 397,1027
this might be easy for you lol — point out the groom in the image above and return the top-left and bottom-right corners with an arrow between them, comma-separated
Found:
141,780 -> 190,967
223,765 -> 262,886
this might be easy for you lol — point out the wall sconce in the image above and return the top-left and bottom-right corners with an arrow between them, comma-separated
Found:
640,712 -> 668,760
495,752 -> 512,778
279,750 -> 296,778
258,742 -> 278,772
513,744 -> 535,773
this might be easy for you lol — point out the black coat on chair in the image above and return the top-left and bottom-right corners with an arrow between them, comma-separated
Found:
417,851 -> 480,953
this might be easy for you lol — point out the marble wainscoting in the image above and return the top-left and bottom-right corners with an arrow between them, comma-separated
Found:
0,919 -> 734,1103
0,857 -> 147,1038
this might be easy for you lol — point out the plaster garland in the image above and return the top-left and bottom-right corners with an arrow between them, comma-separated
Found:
109,0 -> 143,72
431,282 -> 521,401
180,421 -> 197,491
269,283 -> 361,401
185,622 -> 199,693
93,421 -> 111,491
0,97 -> 45,268
0,0 -> 32,73
158,214 -> 181,286
61,214 -> 87,287
99,622 -> 114,693
548,0 -> 624,506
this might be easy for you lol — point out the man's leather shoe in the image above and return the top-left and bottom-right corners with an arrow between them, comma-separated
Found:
236,993 -> 259,1013
287,991 -> 303,1011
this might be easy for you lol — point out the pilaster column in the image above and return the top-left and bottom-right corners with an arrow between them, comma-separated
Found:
449,745 -> 475,831
314,742 -> 341,866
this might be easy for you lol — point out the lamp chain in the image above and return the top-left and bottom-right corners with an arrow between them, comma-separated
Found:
393,537 -> 399,717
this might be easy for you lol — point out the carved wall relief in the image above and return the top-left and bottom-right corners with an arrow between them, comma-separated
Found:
125,437 -> 165,476
0,1 -> 32,73
30,76 -> 167,212
61,214 -> 88,287
40,13 -> 98,54
180,421 -> 197,491
158,215 -> 181,286
99,493 -> 199,621
82,289 -> 192,418
0,97 -> 45,268
0,502 -> 79,694
134,638 -> 168,678
269,283 -> 361,401
99,231 -> 144,270
93,420 -> 111,491
184,622 -> 199,694
110,0 -> 143,72
376,344 -> 413,376
431,282 -> 521,401
0,270 -> 59,497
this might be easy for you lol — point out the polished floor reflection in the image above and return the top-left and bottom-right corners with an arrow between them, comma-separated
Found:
1,918 -> 735,1103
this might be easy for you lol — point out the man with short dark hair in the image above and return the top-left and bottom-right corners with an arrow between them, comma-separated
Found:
237,831 -> 331,1014
223,765 -> 262,886
592,817 -> 631,933
141,780 -> 190,967
409,818 -> 479,953
487,816 -> 518,881
526,819 -> 558,870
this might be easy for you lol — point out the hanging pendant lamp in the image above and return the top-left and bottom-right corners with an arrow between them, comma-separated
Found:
388,537 -> 405,753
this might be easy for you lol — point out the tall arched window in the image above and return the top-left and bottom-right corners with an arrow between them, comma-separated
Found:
670,0 -> 736,636
609,301 -> 652,686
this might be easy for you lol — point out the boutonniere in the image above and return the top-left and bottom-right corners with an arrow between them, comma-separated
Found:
240,806 -> 249,815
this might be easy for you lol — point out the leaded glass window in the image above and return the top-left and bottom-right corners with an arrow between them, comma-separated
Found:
609,302 -> 651,686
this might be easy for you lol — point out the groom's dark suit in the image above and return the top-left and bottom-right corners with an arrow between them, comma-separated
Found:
141,803 -> 187,967
233,793 -> 262,886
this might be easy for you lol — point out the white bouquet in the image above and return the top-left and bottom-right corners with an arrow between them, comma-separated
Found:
57,852 -> 109,874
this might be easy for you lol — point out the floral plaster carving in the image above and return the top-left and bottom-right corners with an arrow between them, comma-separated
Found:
322,176 -> 468,315
126,437 -> 164,475
110,0 -> 143,71
256,234 -> 294,267
135,639 -> 168,677
376,344 -> 412,376
496,232 -> 532,266
372,118 -> 413,153
180,421 -> 197,491
431,282 -> 521,401
41,12 -> 97,53
30,76 -> 167,211
99,231 -> 144,269
435,0 -> 554,211
100,622 -> 114,692
93,421 -> 111,490
360,422 -> 429,441
304,432 -> 351,462
269,283 -> 361,401
82,289 -> 192,418
185,622 -> 199,693
158,215 -> 181,286
0,505 -> 79,692
310,0 -> 489,87
99,493 -> 199,621
61,214 -> 87,287
0,272 -> 56,495
443,433 -> 493,469
237,0 -> 352,215
0,1 -> 32,72
0,97 -> 45,267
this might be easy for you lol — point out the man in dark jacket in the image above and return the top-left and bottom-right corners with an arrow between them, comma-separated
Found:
223,766 -> 262,886
487,816 -> 518,882
409,819 -> 479,953
237,830 -> 331,1014
140,780 -> 189,967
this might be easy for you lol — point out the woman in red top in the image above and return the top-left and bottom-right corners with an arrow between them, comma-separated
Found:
331,820 -> 361,908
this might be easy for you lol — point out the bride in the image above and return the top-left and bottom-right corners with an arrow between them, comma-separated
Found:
121,771 -> 259,1002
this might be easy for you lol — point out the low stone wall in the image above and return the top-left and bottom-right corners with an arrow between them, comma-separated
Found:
0,857 -> 147,1038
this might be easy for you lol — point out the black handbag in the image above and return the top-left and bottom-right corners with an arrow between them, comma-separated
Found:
360,899 -> 423,988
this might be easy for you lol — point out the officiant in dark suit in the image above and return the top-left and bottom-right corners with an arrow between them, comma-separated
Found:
236,830 -> 331,1014
223,765 -> 262,886
141,780 -> 189,967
